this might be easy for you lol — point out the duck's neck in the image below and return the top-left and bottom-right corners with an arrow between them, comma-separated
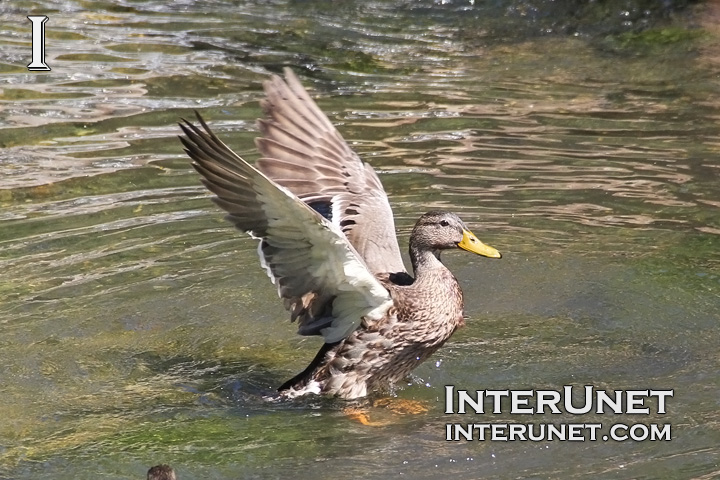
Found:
410,245 -> 447,280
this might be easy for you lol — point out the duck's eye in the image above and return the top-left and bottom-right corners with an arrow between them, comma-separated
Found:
440,220 -> 449,227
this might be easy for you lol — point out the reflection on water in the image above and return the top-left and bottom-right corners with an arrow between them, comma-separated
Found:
1,0 -> 719,479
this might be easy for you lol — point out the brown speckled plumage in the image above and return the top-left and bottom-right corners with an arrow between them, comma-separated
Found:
288,212 -> 469,399
179,69 -> 501,400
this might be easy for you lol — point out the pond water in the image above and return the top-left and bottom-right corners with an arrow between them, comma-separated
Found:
1,1 -> 719,478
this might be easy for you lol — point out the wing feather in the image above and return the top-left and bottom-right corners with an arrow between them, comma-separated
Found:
180,113 -> 392,343
255,68 -> 406,274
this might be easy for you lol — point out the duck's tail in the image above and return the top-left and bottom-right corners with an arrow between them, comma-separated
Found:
278,341 -> 339,394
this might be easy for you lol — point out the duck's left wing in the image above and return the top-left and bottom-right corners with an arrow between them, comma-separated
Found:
180,113 -> 393,343
255,68 -> 406,276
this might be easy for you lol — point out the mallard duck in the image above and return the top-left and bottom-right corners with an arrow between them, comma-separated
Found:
179,68 -> 501,400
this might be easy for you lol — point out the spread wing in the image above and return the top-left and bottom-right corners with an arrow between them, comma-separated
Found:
255,68 -> 406,275
180,113 -> 393,343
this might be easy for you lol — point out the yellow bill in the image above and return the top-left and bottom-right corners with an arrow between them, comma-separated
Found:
458,229 -> 501,258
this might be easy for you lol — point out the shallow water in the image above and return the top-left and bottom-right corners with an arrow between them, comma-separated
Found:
1,1 -> 719,478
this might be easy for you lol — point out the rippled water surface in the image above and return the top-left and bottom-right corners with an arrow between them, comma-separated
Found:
1,1 -> 719,478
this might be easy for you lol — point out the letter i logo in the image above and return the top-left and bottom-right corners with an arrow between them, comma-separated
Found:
27,15 -> 51,71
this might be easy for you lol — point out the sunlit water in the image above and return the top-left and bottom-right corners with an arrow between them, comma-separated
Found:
1,1 -> 719,478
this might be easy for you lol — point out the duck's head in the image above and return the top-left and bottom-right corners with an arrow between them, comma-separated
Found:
410,211 -> 501,258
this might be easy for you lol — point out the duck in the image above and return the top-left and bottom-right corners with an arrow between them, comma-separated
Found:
179,68 -> 501,400
147,465 -> 176,480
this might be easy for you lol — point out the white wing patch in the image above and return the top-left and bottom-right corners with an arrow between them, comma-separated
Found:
255,176 -> 393,343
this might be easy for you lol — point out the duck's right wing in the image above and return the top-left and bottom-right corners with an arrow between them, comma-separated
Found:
255,68 -> 406,276
180,113 -> 393,344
